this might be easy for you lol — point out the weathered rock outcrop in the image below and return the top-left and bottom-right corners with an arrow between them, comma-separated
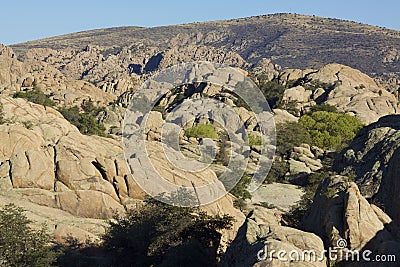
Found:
302,175 -> 400,265
221,207 -> 326,266
0,44 -> 24,91
280,64 -> 400,124
334,115 -> 400,224
289,144 -> 323,175
0,97 -> 140,218
0,96 -> 245,246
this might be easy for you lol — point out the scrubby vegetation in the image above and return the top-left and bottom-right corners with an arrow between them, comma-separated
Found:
1,200 -> 233,267
0,204 -> 59,267
298,111 -> 363,150
185,123 -> 218,139
13,89 -> 108,137
102,198 -> 233,267
257,75 -> 286,108
229,173 -> 252,210
59,106 -> 107,137
13,88 -> 55,107
248,134 -> 263,146
266,108 -> 363,183
308,103 -> 338,113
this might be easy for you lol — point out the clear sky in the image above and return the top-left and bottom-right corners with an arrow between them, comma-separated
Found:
2,0 -> 399,45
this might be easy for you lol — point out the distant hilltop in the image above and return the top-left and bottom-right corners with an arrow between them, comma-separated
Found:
10,13 -> 400,80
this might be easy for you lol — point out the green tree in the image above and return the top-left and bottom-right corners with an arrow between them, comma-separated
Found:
59,106 -> 107,137
229,173 -> 252,202
102,198 -> 233,267
0,204 -> 58,267
276,122 -> 312,156
298,111 -> 363,150
258,77 -> 286,108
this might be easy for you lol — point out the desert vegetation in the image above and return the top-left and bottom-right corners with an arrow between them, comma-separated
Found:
184,123 -> 219,139
59,101 -> 108,137
0,204 -> 59,267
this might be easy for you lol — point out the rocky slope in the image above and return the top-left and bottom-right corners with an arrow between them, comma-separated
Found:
3,40 -> 399,126
279,63 -> 400,124
334,115 -> 400,224
1,14 -> 400,265
0,96 -> 245,246
10,14 -> 400,87
221,206 -> 326,266
302,175 -> 400,266
219,174 -> 400,266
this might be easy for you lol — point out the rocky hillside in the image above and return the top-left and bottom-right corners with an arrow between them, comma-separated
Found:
10,14 -> 400,91
1,14 -> 400,266
334,115 -> 400,224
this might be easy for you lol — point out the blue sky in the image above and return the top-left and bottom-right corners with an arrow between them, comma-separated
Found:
2,0 -> 399,45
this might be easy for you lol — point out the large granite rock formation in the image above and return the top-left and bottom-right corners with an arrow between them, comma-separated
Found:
221,207 -> 326,266
0,96 -> 245,247
302,175 -> 400,266
280,64 -> 400,124
334,115 -> 400,223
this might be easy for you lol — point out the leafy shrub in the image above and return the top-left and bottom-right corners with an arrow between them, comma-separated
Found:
298,111 -> 363,150
102,198 -> 233,267
13,89 -> 55,107
22,121 -> 33,129
59,106 -> 107,137
264,122 -> 311,182
278,100 -> 300,116
230,173 -> 252,201
81,100 -> 105,116
265,160 -> 289,183
258,78 -> 286,108
276,122 -> 312,156
248,134 -> 262,146
185,123 -> 218,139
0,204 -> 58,266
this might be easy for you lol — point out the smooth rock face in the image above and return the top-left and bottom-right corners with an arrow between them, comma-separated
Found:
221,207 -> 326,267
334,115 -> 400,223
301,175 -> 400,264
247,183 -> 304,211
273,109 -> 298,124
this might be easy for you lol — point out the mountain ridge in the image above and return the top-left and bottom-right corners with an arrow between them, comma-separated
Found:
10,13 -> 400,80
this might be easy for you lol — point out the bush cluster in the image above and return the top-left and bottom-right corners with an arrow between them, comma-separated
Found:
59,105 -> 107,137
298,111 -> 363,150
185,123 -> 218,139
0,204 -> 59,267
103,198 -> 233,267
